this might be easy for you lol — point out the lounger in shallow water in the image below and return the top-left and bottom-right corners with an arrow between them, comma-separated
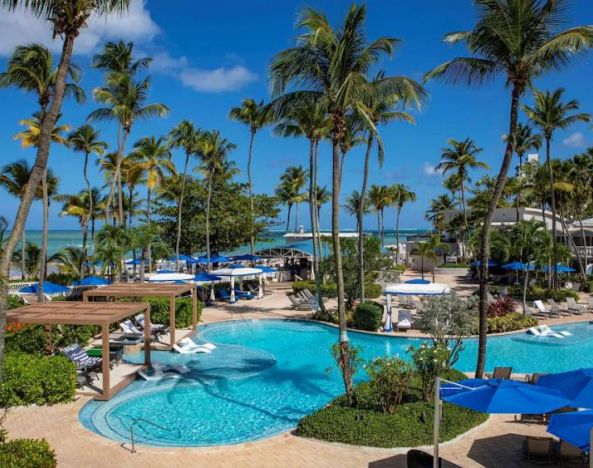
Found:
527,325 -> 571,338
172,337 -> 214,354
137,363 -> 190,381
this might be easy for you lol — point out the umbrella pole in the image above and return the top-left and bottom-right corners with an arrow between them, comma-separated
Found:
434,376 -> 441,468
590,428 -> 592,468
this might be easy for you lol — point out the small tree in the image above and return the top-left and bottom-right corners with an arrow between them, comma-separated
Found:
414,293 -> 478,367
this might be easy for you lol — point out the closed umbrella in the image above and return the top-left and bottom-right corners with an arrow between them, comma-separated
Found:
537,368 -> 593,408
547,410 -> 593,451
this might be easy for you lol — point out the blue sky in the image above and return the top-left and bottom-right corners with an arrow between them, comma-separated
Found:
0,0 -> 592,231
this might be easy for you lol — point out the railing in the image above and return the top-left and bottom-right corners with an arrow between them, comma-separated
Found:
573,246 -> 593,257
124,417 -> 181,453
8,281 -> 36,294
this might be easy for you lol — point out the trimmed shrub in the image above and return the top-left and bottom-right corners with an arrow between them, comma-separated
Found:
142,297 -> 203,328
0,438 -> 57,468
487,296 -> 516,317
585,281 -> 593,293
508,285 -> 579,302
487,312 -> 537,333
0,352 -> 76,407
6,326 -> 47,354
352,301 -> 383,331
366,357 -> 412,414
408,342 -> 450,401
364,283 -> 383,299
292,280 -> 337,298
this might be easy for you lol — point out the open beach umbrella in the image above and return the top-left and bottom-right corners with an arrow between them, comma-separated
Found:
168,255 -> 195,263
125,259 -> 142,266
537,369 -> 593,408
231,254 -> 262,261
20,281 -> 70,295
196,254 -> 231,264
470,260 -> 497,267
405,278 -> 431,284
72,276 -> 110,286
195,272 -> 222,302
147,273 -> 195,282
502,261 -> 535,271
541,263 -> 576,273
547,410 -> 593,451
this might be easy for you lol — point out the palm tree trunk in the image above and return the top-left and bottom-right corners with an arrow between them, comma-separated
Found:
205,172 -> 213,270
0,30 -> 76,379
81,151 -> 92,277
21,228 -> 25,280
460,181 -> 467,262
313,141 -> 325,307
579,218 -> 588,274
37,169 -> 49,302
545,137 -> 559,290
294,202 -> 299,232
396,207 -> 402,265
332,133 -> 354,404
358,136 -> 372,301
522,264 -> 530,314
129,186 -> 137,277
421,256 -> 425,280
146,188 -> 152,273
308,139 -> 323,310
339,150 -> 347,185
176,151 -> 190,271
285,204 -> 292,234
247,131 -> 256,256
559,206 -> 586,282
476,85 -> 522,378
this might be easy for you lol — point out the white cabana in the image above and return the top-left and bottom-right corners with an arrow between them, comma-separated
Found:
147,273 -> 195,282
383,283 -> 451,332
209,267 -> 264,302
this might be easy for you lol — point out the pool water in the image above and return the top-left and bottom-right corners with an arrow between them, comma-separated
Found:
80,319 -> 593,447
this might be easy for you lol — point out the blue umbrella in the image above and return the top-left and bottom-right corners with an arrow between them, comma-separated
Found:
156,269 -> 176,274
541,263 -> 576,273
405,278 -> 431,285
231,254 -> 262,261
168,255 -> 195,262
537,369 -> 593,408
125,259 -> 142,265
470,260 -> 498,267
20,281 -> 70,294
441,378 -> 572,414
72,276 -> 110,286
501,261 -> 536,271
194,272 -> 222,282
548,410 -> 593,451
196,254 -> 231,264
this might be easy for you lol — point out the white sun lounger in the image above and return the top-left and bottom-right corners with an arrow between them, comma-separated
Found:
527,325 -> 571,338
137,363 -> 190,381
396,310 -> 412,332
172,337 -> 213,354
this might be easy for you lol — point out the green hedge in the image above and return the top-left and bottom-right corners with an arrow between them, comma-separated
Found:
6,325 -> 99,355
508,285 -> 579,302
487,312 -> 537,333
0,438 -> 57,468
364,283 -> 383,299
293,280 -> 337,298
352,301 -> 383,331
296,369 -> 486,447
142,297 -> 203,328
0,352 -> 76,407
7,296 -> 24,310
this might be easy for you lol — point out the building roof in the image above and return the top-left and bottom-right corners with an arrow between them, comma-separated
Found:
7,301 -> 149,326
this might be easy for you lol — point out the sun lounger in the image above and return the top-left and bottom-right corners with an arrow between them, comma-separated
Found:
233,288 -> 254,300
218,289 -> 232,302
588,297 -> 593,312
302,289 -> 315,299
135,314 -> 168,337
522,436 -> 554,463
486,366 -> 512,380
559,440 -> 589,465
566,297 -> 586,315
534,300 -> 560,319
172,337 -> 213,354
137,363 -> 190,381
119,319 -> 144,336
288,294 -> 315,310
547,299 -> 571,316
396,310 -> 412,332
62,343 -> 103,372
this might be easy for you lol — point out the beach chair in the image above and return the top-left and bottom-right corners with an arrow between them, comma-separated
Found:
558,440 -> 588,465
172,337 -> 213,354
396,310 -> 412,332
120,319 -> 144,336
218,289 -> 232,302
302,289 -> 315,299
522,436 -> 554,463
547,299 -> 571,316
233,288 -> 254,300
534,300 -> 560,319
134,314 -> 169,339
137,363 -> 191,381
588,296 -> 593,312
62,343 -> 103,373
566,297 -> 586,315
486,366 -> 512,380
288,294 -> 314,311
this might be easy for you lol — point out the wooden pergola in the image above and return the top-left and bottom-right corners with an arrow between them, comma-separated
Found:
7,301 -> 151,400
82,283 -> 198,347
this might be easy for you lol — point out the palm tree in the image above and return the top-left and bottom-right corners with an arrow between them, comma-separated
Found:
92,40 -> 151,75
50,246 -> 84,279
0,0 -> 131,380
56,191 -> 90,278
275,166 -> 308,233
169,120 -> 201,270
368,185 -> 392,247
391,184 -> 416,263
436,138 -> 488,261
512,122 -> 542,175
523,88 -> 591,289
196,131 -> 236,268
425,0 -> 593,378
121,154 -> 144,229
314,185 -> 331,222
132,136 -> 176,272
0,159 -> 38,279
412,235 -> 450,282
15,114 -> 67,300
344,190 -> 368,232
89,42 -> 168,225
425,194 -> 455,235
270,4 -> 407,401
96,224 -> 131,282
229,98 -> 274,255
68,124 -> 107,261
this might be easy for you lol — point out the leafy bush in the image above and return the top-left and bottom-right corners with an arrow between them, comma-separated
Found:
439,263 -> 470,269
366,357 -> 412,414
487,296 -> 516,317
0,353 -> 76,407
292,280 -> 337,298
7,296 -> 23,310
142,297 -> 203,328
46,272 -> 76,286
6,324 -> 99,354
364,283 -> 383,299
585,281 -> 593,293
393,264 -> 406,272
508,285 -> 579,302
548,288 -> 579,301
408,342 -> 450,401
0,438 -> 57,468
352,301 -> 383,331
487,312 -> 537,333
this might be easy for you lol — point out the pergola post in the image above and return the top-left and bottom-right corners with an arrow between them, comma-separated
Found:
169,295 -> 176,346
101,324 -> 110,398
144,304 -> 151,366
191,286 -> 198,332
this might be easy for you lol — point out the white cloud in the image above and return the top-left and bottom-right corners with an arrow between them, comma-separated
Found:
0,0 -> 159,56
563,132 -> 585,148
422,162 -> 439,176
180,65 -> 257,93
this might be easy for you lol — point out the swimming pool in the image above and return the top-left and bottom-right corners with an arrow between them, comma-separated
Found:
80,319 -> 593,447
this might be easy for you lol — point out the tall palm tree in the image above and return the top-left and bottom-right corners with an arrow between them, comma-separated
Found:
196,131 -> 236,268
523,88 -> 591,289
14,114 -> 67,300
0,160 -> 38,279
344,190 -> 368,232
412,235 -> 451,281
270,5 -> 404,400
0,0 -> 132,380
276,166 -> 308,232
425,0 -> 593,378
425,194 -> 455,235
89,43 -> 168,225
132,136 -> 176,272
436,138 -> 488,261
367,185 -> 392,247
67,124 -> 107,261
314,185 -> 331,222
512,122 -> 542,175
229,98 -> 274,256
56,191 -> 90,278
92,40 -> 151,75
391,184 -> 416,264
168,120 -> 201,270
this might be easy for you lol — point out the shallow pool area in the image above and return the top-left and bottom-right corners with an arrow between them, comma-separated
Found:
80,319 -> 593,447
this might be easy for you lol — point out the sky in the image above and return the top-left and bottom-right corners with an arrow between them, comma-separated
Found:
0,0 -> 592,231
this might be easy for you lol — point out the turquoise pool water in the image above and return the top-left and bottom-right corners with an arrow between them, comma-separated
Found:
80,319 -> 593,447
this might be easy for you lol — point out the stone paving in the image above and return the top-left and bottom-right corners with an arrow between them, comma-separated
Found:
5,272 -> 591,467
